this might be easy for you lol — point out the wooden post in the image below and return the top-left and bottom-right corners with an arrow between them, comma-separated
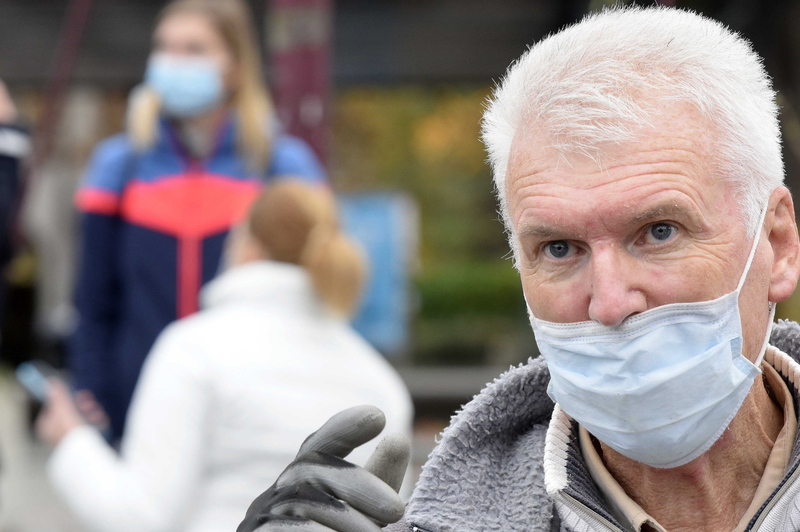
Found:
32,0 -> 94,171
267,0 -> 333,167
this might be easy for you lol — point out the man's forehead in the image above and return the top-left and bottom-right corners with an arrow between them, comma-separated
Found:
502,115 -> 740,242
505,101 -> 715,187
505,105 -> 719,209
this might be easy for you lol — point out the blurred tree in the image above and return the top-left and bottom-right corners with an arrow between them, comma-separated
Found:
332,86 -> 508,265
331,87 -> 535,365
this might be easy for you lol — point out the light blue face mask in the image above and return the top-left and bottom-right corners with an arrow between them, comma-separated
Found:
529,207 -> 775,469
144,53 -> 224,118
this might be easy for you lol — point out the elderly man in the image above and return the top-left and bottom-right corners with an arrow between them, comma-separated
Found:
238,6 -> 800,532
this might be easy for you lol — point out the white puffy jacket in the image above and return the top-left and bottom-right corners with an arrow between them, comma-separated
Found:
48,261 -> 414,532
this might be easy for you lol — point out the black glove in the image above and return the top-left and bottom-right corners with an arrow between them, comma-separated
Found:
237,405 -> 411,532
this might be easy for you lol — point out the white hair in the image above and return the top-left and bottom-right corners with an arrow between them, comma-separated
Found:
482,6 -> 783,261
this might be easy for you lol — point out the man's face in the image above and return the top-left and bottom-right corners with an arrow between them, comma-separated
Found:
508,103 -> 773,361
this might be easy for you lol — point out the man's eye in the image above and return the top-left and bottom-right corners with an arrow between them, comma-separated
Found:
544,240 -> 573,259
646,223 -> 676,243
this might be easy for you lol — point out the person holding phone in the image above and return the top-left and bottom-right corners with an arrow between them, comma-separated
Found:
17,361 -> 108,437
36,181 -> 413,532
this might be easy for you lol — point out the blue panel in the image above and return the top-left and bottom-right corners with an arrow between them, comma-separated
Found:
338,193 -> 417,356
80,134 -> 135,193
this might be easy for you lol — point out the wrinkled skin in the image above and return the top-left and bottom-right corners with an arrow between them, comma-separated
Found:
509,103 -> 800,532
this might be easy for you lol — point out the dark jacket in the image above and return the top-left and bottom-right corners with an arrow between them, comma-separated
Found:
71,116 -> 325,439
0,124 -> 27,314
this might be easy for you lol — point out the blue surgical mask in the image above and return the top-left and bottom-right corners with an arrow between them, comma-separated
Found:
529,207 -> 775,469
144,53 -> 224,118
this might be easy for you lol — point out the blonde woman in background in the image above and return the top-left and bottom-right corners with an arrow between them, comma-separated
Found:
71,0 -> 327,442
36,181 -> 414,532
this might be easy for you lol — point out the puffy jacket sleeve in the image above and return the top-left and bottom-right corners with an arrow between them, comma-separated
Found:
49,321 -> 210,532
267,135 -> 327,183
70,136 -> 132,401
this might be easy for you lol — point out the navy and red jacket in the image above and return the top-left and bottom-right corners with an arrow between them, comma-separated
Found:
71,117 -> 326,439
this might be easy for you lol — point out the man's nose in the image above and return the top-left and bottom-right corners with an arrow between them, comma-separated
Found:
587,247 -> 647,327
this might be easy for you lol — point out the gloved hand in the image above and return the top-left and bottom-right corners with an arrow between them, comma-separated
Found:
237,405 -> 411,532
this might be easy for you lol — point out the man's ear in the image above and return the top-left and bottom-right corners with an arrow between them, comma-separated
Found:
767,186 -> 800,303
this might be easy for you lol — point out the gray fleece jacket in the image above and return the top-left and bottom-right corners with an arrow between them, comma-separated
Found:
386,320 -> 800,532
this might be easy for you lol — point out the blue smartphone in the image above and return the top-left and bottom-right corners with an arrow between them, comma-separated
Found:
16,361 -> 53,403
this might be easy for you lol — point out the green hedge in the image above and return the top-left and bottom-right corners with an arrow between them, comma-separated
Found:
415,260 -> 527,319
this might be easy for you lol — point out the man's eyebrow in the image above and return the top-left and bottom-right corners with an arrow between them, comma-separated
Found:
517,203 -> 701,240
627,203 -> 698,225
517,224 -> 568,240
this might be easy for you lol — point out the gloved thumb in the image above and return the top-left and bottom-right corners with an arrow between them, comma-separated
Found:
364,432 -> 411,493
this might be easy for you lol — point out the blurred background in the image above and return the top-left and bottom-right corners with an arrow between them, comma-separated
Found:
2,0 -> 800,529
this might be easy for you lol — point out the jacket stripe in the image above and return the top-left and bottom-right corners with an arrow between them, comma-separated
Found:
75,188 -> 120,215
119,172 -> 261,237
177,235 -> 202,318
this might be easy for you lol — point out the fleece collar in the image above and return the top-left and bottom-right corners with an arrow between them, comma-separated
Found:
401,320 -> 800,532
403,356 -> 556,532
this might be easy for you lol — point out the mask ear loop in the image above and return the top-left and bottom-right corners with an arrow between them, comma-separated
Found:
754,302 -> 777,368
741,204 -> 774,368
736,205 -> 770,293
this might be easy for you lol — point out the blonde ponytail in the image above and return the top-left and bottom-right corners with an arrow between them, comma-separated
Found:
249,181 -> 368,318
128,86 -> 161,152
301,227 -> 368,318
